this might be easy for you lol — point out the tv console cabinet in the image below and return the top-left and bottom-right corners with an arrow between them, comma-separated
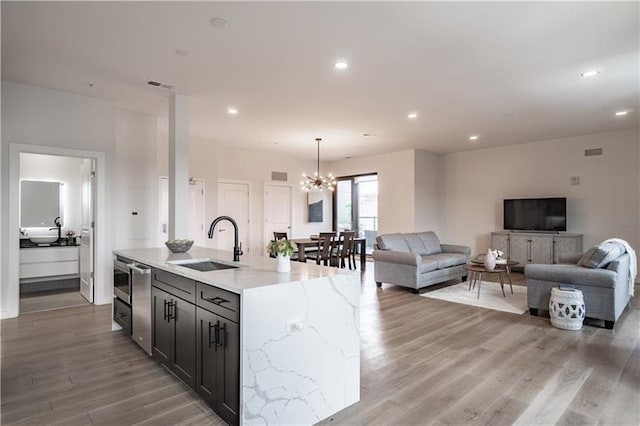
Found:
491,231 -> 583,266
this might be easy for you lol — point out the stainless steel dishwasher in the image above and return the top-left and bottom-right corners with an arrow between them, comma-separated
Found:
130,263 -> 152,355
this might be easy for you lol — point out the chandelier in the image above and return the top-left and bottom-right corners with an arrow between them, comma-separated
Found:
301,138 -> 336,191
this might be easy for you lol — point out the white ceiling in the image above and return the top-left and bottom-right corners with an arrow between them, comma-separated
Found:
2,1 -> 638,161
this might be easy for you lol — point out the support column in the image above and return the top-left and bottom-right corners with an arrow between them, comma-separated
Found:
168,94 -> 189,240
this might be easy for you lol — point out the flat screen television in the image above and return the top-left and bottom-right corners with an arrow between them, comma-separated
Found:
503,198 -> 566,232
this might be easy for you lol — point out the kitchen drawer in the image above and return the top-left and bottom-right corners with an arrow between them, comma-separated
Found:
196,282 -> 239,323
152,269 -> 196,303
113,297 -> 132,335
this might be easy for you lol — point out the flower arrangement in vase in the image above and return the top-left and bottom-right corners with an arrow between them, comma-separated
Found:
491,249 -> 506,264
267,238 -> 297,272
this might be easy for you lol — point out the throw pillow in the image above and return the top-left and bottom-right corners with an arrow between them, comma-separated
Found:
578,242 -> 625,269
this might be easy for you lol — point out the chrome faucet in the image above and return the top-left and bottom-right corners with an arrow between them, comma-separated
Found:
208,216 -> 243,261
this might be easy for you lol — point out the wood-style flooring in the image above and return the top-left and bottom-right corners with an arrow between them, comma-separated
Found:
20,289 -> 89,314
2,266 -> 639,425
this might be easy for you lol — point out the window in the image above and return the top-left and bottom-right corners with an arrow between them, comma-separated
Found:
333,173 -> 378,254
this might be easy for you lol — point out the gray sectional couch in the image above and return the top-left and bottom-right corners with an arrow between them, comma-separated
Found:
525,241 -> 633,329
373,231 -> 471,293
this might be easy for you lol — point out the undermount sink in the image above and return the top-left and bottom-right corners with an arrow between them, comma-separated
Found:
167,258 -> 238,272
29,235 -> 59,244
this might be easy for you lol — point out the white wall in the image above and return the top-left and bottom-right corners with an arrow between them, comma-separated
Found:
20,153 -> 85,235
158,134 -> 334,254
414,150 -> 444,234
114,110 -> 158,250
329,150 -> 416,235
441,128 -> 640,270
1,81 -> 158,317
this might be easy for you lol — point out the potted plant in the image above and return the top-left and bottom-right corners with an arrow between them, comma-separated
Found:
267,238 -> 297,272
65,230 -> 76,245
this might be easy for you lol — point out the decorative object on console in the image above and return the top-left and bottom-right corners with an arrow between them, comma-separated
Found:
65,230 -> 76,245
484,248 -> 496,271
165,239 -> 194,253
301,138 -> 336,192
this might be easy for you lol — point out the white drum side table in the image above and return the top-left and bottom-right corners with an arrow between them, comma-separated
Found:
549,287 -> 585,330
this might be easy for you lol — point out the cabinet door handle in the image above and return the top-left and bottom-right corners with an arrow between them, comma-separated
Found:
163,300 -> 168,321
116,312 -> 126,318
213,320 -> 221,351
167,301 -> 176,321
217,322 -> 227,349
201,293 -> 229,306
208,321 -> 217,348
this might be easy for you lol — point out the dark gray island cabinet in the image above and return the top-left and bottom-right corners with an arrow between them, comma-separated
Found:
151,268 -> 239,425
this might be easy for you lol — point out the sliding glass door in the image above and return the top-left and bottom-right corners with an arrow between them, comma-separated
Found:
333,173 -> 378,254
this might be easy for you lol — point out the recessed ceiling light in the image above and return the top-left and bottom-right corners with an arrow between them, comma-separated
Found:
334,61 -> 349,70
615,110 -> 628,116
210,17 -> 228,28
407,113 -> 418,119
227,107 -> 238,115
469,135 -> 479,141
580,70 -> 600,78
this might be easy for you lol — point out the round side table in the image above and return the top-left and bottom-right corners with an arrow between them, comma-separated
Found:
463,264 -> 512,299
549,287 -> 585,330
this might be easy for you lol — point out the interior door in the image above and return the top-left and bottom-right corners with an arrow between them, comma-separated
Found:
264,184 -> 292,249
79,158 -> 94,303
216,182 -> 249,253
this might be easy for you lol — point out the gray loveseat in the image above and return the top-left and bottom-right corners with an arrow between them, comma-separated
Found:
525,241 -> 633,329
373,231 -> 471,293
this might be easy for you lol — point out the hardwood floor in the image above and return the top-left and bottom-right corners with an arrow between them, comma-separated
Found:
2,267 -> 638,425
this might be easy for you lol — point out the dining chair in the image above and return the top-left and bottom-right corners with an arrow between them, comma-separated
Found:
335,231 -> 356,269
307,232 -> 336,266
273,232 -> 288,241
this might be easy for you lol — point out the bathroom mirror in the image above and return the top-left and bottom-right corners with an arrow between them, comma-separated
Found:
20,180 -> 62,227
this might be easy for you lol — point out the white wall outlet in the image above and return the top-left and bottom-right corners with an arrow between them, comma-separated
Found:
286,319 -> 304,333
570,176 -> 580,185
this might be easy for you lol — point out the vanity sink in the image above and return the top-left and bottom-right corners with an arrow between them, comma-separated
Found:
168,258 -> 239,272
29,235 -> 59,244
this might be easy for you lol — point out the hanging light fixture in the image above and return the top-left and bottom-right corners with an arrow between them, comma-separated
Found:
301,138 -> 336,191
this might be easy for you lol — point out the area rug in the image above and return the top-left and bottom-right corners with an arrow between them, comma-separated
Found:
420,281 -> 528,314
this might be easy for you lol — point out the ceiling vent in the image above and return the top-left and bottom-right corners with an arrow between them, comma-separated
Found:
147,80 -> 174,90
271,171 -> 288,182
584,148 -> 603,157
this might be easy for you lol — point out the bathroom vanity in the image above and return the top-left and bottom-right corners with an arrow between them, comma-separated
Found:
112,246 -> 360,426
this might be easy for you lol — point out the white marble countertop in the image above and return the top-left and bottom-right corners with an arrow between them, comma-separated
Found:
113,246 -> 353,294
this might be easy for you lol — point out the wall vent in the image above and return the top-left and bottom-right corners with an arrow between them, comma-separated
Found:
585,148 -> 603,157
271,171 -> 288,182
147,80 -> 174,90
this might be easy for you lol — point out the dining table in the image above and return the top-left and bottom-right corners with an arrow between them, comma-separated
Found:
290,237 -> 367,271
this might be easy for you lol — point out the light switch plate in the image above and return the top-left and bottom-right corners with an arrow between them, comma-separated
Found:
570,176 -> 580,185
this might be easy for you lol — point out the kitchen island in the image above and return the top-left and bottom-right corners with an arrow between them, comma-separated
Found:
113,246 -> 360,426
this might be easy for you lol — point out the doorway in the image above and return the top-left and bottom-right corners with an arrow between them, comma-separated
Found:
333,173 -> 378,254
18,153 -> 95,314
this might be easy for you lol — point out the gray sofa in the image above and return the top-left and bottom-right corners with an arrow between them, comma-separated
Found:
525,242 -> 633,329
373,231 -> 471,293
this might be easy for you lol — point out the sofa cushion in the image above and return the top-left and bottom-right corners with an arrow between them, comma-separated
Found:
578,242 -> 625,269
404,234 -> 429,255
417,231 -> 442,255
418,257 -> 439,273
525,264 -> 617,288
376,233 -> 411,252
427,253 -> 467,269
